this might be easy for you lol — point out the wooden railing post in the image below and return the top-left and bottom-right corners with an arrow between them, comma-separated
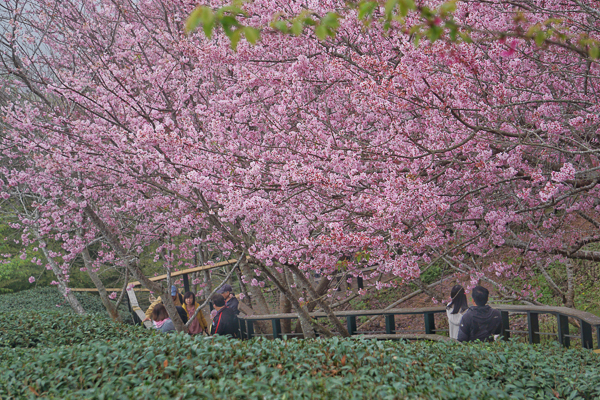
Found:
424,312 -> 435,335
272,319 -> 282,339
247,320 -> 255,339
347,315 -> 357,335
581,320 -> 593,349
357,277 -> 364,289
500,311 -> 510,341
557,314 -> 570,348
182,273 -> 190,293
596,326 -> 600,350
527,312 -> 540,344
385,314 -> 395,334
239,318 -> 247,339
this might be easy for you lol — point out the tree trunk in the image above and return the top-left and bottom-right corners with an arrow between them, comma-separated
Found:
306,276 -> 332,312
287,263 -> 350,337
83,205 -> 186,331
81,245 -> 122,322
240,260 -> 271,315
291,272 -> 318,338
565,260 -> 575,308
293,274 -> 331,333
279,272 -> 292,333
252,260 -> 332,339
536,260 -> 566,304
33,231 -> 86,314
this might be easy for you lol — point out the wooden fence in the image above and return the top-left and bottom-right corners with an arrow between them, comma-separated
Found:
238,305 -> 600,349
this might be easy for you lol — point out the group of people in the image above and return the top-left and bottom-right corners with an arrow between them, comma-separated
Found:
445,285 -> 503,342
142,281 -> 501,342
143,284 -> 240,337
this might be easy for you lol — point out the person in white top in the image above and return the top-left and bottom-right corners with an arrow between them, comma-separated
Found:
446,285 -> 469,340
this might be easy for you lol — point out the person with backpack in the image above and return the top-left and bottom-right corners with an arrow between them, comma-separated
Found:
210,293 -> 239,337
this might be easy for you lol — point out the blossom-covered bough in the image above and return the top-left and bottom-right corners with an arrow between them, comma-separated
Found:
1,0 -> 599,334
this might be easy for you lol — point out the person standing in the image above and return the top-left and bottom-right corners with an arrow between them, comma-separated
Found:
210,294 -> 239,337
457,286 -> 503,342
446,285 -> 469,340
216,284 -> 239,315
182,291 -> 209,335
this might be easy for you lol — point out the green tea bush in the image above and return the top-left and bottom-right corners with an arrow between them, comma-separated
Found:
0,287 -> 107,313
0,310 -> 150,348
1,335 -> 599,399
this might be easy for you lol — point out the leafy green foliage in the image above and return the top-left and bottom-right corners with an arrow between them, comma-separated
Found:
0,287 -> 106,314
185,1 -> 600,61
186,0 -> 459,49
185,4 -> 260,50
0,310 -> 150,349
1,332 -> 599,399
0,288 -> 144,349
0,222 -> 101,294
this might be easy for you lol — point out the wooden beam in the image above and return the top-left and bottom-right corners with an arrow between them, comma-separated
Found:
129,258 -> 241,287
70,288 -> 150,292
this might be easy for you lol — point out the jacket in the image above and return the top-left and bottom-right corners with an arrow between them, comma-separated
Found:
182,301 -> 209,331
446,305 -> 466,340
153,318 -> 176,333
145,293 -> 184,319
457,305 -> 503,342
226,296 -> 240,315
210,306 -> 239,337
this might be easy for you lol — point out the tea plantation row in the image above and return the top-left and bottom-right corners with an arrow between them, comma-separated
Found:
0,287 -> 110,314
2,330 -> 600,399
1,288 -> 599,399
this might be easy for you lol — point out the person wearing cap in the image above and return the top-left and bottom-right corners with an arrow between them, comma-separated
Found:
143,285 -> 187,323
216,283 -> 239,315
210,294 -> 239,337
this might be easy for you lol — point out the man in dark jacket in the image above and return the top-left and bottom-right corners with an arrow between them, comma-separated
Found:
216,284 -> 240,315
210,294 -> 239,337
457,286 -> 502,342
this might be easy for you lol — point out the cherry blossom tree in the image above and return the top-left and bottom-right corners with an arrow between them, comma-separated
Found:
1,0 -> 600,336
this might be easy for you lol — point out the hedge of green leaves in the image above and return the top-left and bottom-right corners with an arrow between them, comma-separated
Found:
0,310 -> 150,348
2,334 -> 599,399
0,287 -> 108,313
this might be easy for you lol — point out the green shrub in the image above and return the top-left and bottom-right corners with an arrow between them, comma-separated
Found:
0,310 -> 150,348
1,335 -> 599,399
0,287 -> 107,314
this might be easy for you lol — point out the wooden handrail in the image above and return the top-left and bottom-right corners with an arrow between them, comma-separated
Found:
128,258 -> 242,287
239,304 -> 600,327
492,304 -> 600,326
237,304 -> 600,349
69,288 -> 149,292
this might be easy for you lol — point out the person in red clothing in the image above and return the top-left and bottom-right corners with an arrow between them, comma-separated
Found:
209,293 -> 239,338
